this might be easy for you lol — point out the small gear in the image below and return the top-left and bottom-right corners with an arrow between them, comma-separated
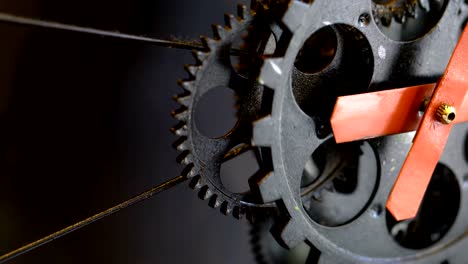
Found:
372,0 -> 419,25
252,0 -> 468,262
372,0 -> 448,27
171,3 -> 275,219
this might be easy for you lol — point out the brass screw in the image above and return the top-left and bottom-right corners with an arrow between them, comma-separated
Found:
436,103 -> 456,124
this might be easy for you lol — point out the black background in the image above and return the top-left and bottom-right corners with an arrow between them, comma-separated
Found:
0,0 -> 257,263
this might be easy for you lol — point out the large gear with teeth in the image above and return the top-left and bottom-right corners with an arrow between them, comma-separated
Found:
171,3 -> 276,219
252,0 -> 468,263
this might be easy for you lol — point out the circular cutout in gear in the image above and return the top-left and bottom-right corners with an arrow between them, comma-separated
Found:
386,163 -> 460,250
294,25 -> 338,74
291,24 -> 373,138
194,86 -> 238,139
301,139 -> 379,227
220,145 -> 259,193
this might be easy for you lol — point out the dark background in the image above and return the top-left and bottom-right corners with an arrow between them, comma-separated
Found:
0,0 -> 257,263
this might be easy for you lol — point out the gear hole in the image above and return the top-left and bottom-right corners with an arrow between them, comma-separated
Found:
221,144 -> 259,193
301,139 -> 378,227
386,163 -> 460,249
294,26 -> 337,74
291,24 -> 373,139
448,112 -> 455,121
194,86 -> 238,138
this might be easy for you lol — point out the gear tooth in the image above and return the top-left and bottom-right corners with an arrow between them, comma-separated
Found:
250,0 -> 264,13
192,50 -> 209,63
224,13 -> 241,30
198,185 -> 213,200
172,136 -> 189,151
250,217 -> 273,263
173,92 -> 191,107
324,182 -> 334,192
171,136 -> 185,149
184,64 -> 199,78
302,197 -> 312,208
232,206 -> 244,219
176,150 -> 190,163
259,58 -> 285,88
170,122 -> 188,136
212,24 -> 227,39
220,201 -> 233,215
200,35 -> 218,50
394,11 -> 405,23
181,164 -> 196,178
208,195 -> 222,208
224,13 -> 235,28
312,190 -> 322,201
176,150 -> 193,165
252,116 -> 276,147
177,80 -> 194,92
279,220 -> 306,249
245,209 -> 256,223
281,0 -> 309,32
189,175 -> 204,191
182,153 -> 193,165
254,171 -> 283,203
419,0 -> 430,12
171,106 -> 189,121
237,4 -> 249,19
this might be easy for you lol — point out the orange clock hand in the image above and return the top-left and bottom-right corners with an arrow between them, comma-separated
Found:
331,83 -> 468,143
331,27 -> 468,221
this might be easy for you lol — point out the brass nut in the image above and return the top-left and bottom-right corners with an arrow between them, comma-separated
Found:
436,103 -> 456,124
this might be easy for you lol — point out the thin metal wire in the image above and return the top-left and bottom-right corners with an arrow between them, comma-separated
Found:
0,12 -> 250,56
0,12 -> 206,51
0,175 -> 187,264
222,144 -> 252,162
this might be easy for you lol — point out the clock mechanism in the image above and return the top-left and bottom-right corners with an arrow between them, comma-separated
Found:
173,0 -> 468,263
2,0 -> 468,263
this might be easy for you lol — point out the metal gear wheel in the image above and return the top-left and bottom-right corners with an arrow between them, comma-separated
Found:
252,0 -> 468,262
171,3 -> 276,219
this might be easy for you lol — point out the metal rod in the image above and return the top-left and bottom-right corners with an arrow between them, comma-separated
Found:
0,12 -> 250,56
0,175 -> 187,263
222,144 -> 252,162
0,12 -> 207,51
